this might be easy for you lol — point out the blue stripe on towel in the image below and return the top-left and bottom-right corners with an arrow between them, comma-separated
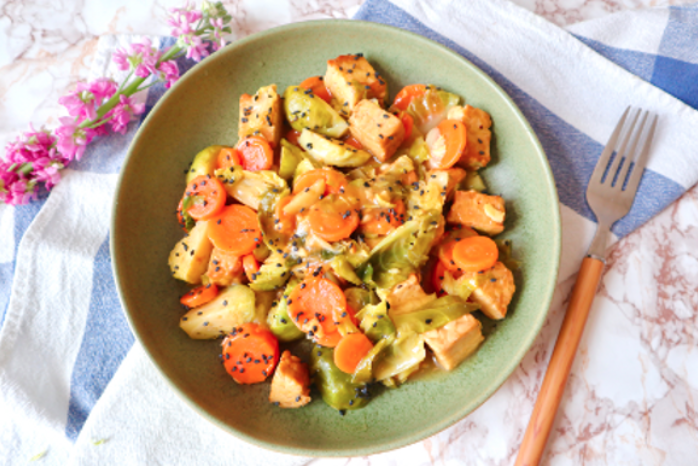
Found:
574,35 -> 698,111
355,0 -> 685,237
659,5 -> 698,65
0,192 -> 48,328
650,56 -> 698,109
573,36 -> 657,82
65,235 -> 135,441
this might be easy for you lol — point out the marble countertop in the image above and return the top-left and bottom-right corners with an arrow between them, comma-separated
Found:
1,0 -> 697,465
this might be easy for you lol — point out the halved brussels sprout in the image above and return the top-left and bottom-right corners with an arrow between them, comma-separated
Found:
267,278 -> 305,342
284,86 -> 349,139
404,87 -> 461,135
186,145 -> 227,183
392,295 -> 478,334
357,211 -> 442,290
279,139 -> 304,180
373,332 -> 426,384
298,129 -> 372,168
356,301 -> 396,342
215,167 -> 289,211
310,346 -> 370,411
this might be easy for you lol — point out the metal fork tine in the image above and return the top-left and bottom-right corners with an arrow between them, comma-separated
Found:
605,108 -> 640,186
616,110 -> 649,190
589,106 -> 630,187
622,114 -> 658,199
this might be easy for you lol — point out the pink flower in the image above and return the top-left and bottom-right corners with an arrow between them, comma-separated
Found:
107,95 -> 145,134
209,18 -> 226,51
113,48 -> 130,71
112,39 -> 161,78
58,82 -> 97,121
168,1 -> 203,37
5,126 -> 58,164
89,78 -> 118,102
58,78 -> 117,123
32,157 -> 64,190
0,168 -> 37,206
183,34 -> 209,62
55,117 -> 96,161
91,122 -> 111,137
157,60 -> 180,88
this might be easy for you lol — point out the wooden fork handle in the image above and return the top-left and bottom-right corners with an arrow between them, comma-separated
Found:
515,257 -> 605,466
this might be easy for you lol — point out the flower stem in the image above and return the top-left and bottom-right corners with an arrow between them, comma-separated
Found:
78,43 -> 183,129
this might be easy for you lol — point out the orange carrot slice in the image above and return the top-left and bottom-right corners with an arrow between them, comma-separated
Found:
452,235 -> 499,273
293,168 -> 348,196
392,84 -> 427,111
288,276 -> 349,347
426,119 -> 467,170
299,76 -> 333,104
308,197 -> 359,242
437,226 -> 479,272
222,323 -> 279,384
236,135 -> 273,171
180,284 -> 219,309
208,204 -> 261,255
181,175 -> 226,221
334,332 -> 374,374
216,147 -> 241,170
242,254 -> 260,282
361,199 -> 406,236
401,112 -> 414,141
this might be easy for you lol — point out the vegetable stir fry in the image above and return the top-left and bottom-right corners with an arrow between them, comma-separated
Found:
168,54 -> 516,413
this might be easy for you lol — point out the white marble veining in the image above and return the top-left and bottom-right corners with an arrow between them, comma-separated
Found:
1,1 -> 697,464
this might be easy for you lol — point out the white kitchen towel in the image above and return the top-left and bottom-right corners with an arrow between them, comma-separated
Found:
1,0 -> 697,464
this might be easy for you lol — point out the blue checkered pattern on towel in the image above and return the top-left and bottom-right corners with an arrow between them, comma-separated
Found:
1,0 -> 697,443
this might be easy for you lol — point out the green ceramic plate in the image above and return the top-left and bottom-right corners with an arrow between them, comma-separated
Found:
112,20 -> 560,457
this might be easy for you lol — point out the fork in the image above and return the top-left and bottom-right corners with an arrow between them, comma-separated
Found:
515,107 -> 658,466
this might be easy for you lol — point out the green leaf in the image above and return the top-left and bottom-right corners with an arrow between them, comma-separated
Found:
357,212 -> 441,290
392,295 -> 478,334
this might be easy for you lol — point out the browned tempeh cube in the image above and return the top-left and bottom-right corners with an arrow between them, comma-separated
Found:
269,351 -> 311,408
447,190 -> 505,235
461,262 -> 515,320
238,84 -> 283,146
349,99 -> 405,162
449,105 -> 492,170
423,313 -> 484,370
324,54 -> 387,117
